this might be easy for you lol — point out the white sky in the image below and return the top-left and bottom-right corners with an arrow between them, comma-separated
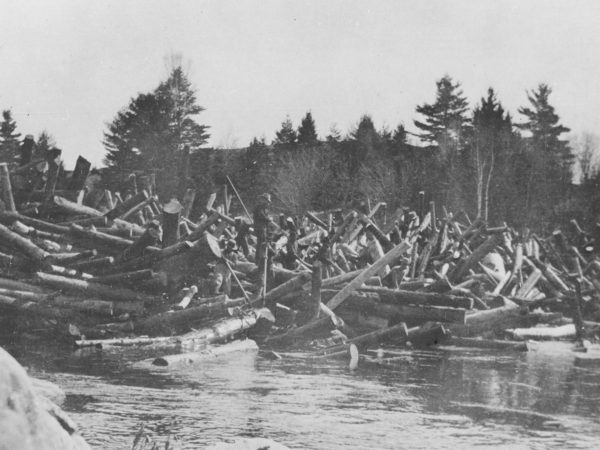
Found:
1,0 -> 599,167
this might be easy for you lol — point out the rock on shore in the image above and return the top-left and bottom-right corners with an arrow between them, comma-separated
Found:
0,346 -> 91,450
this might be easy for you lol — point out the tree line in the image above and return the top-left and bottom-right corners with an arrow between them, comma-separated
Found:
1,66 -> 598,231
101,69 -> 600,230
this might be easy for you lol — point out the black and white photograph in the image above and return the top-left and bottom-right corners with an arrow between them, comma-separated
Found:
1,1 -> 600,449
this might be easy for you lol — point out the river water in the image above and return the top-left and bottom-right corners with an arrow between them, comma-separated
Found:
9,340 -> 600,449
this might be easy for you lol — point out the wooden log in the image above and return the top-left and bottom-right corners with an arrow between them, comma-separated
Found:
0,287 -> 50,302
187,211 -> 220,241
161,199 -> 182,247
0,251 -> 29,272
450,234 -> 501,283
310,261 -> 322,320
264,272 -> 312,308
0,163 -> 16,212
92,269 -> 156,286
507,324 -> 576,341
329,211 -> 357,244
10,220 -> 64,242
52,195 -> 103,217
326,240 -> 411,310
120,195 -> 157,221
34,272 -> 156,304
176,285 -> 198,309
48,264 -> 94,280
68,223 -> 160,254
305,212 -> 329,231
109,240 -> 195,273
105,190 -> 149,220
50,294 -> 144,315
448,299 -> 521,337
150,339 -> 258,368
69,256 -> 115,272
0,277 -> 46,293
53,249 -> 98,265
360,286 -> 473,309
515,268 -> 542,299
0,222 -> 52,267
446,336 -> 529,351
181,188 -> 196,219
315,322 -> 409,355
0,211 -> 69,234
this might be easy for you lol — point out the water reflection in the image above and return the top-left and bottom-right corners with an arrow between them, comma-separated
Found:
8,341 -> 600,449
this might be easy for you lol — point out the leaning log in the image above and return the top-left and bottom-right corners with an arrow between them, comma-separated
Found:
105,190 -> 149,220
0,162 -> 16,212
0,211 -> 69,234
51,195 -> 103,218
0,222 -> 52,268
68,223 -> 160,254
326,240 -> 411,310
447,298 -> 522,337
315,322 -> 409,355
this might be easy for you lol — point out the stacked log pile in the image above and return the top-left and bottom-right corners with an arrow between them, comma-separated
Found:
1,157 -> 600,363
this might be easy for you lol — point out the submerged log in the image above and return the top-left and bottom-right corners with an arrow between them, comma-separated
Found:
445,336 -> 529,351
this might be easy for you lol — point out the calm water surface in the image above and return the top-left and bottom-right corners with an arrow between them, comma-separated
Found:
9,340 -> 600,449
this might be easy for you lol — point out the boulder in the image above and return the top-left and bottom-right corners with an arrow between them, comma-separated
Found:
0,346 -> 91,450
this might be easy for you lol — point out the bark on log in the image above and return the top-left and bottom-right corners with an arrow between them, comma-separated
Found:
446,336 -> 529,351
68,223 -> 160,254
92,269 -> 155,287
69,256 -> 114,272
326,241 -> 411,310
52,195 -> 103,218
448,298 -> 521,337
109,240 -> 195,273
34,272 -> 157,304
0,212 -> 69,234
161,199 -> 182,247
315,322 -> 409,355
449,234 -> 501,283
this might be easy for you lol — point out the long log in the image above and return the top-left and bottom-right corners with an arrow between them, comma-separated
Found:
0,211 -> 69,234
69,256 -> 115,272
264,272 -> 312,307
149,339 -> 258,368
315,322 -> 409,355
326,240 -> 411,310
68,223 -> 160,254
109,240 -> 195,273
34,272 -> 157,304
52,195 -> 103,218
445,336 -> 529,352
0,222 -> 52,267
506,324 -> 576,341
447,299 -> 521,337
92,269 -> 156,287
359,286 -> 473,309
449,234 -> 501,283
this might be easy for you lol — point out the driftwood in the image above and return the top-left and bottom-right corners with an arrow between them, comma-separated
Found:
149,339 -> 258,368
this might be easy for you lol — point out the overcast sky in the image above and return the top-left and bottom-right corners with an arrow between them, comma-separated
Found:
0,0 -> 599,167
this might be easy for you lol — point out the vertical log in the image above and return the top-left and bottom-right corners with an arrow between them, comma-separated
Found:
68,156 -> 91,191
162,199 -> 182,247
0,163 -> 16,212
310,261 -> 322,320
181,188 -> 196,219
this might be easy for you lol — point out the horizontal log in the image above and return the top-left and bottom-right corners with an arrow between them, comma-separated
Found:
314,322 -> 409,355
506,324 -> 576,341
0,212 -> 69,234
34,272 -> 157,304
359,286 -> 473,309
91,269 -> 156,287
69,256 -> 115,271
150,339 -> 258,368
67,223 -> 160,254
108,240 -> 194,273
446,336 -> 529,351
448,299 -> 522,337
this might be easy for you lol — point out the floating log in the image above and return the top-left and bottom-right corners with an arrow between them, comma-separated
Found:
445,336 -> 529,351
34,272 -> 156,304
326,240 -> 411,310
150,339 -> 258,368
448,299 -> 522,337
315,322 -> 409,355
506,324 -> 576,341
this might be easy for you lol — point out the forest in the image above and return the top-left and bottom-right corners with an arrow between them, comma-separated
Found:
1,66 -> 599,232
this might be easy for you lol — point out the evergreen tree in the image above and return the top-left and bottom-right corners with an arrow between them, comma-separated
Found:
516,83 -> 572,224
273,116 -> 297,146
297,111 -> 318,145
103,65 -> 209,198
0,109 -> 21,165
36,131 -> 56,155
413,75 -> 470,211
326,124 -> 342,143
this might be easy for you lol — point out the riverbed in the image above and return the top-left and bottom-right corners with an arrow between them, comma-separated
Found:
8,340 -> 600,449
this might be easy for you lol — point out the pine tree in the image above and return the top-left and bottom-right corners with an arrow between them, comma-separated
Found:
326,124 -> 342,143
103,65 -> 209,198
413,75 -> 470,211
297,112 -> 318,145
0,109 -> 22,165
273,116 -> 297,146
36,131 -> 56,155
516,83 -> 572,223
